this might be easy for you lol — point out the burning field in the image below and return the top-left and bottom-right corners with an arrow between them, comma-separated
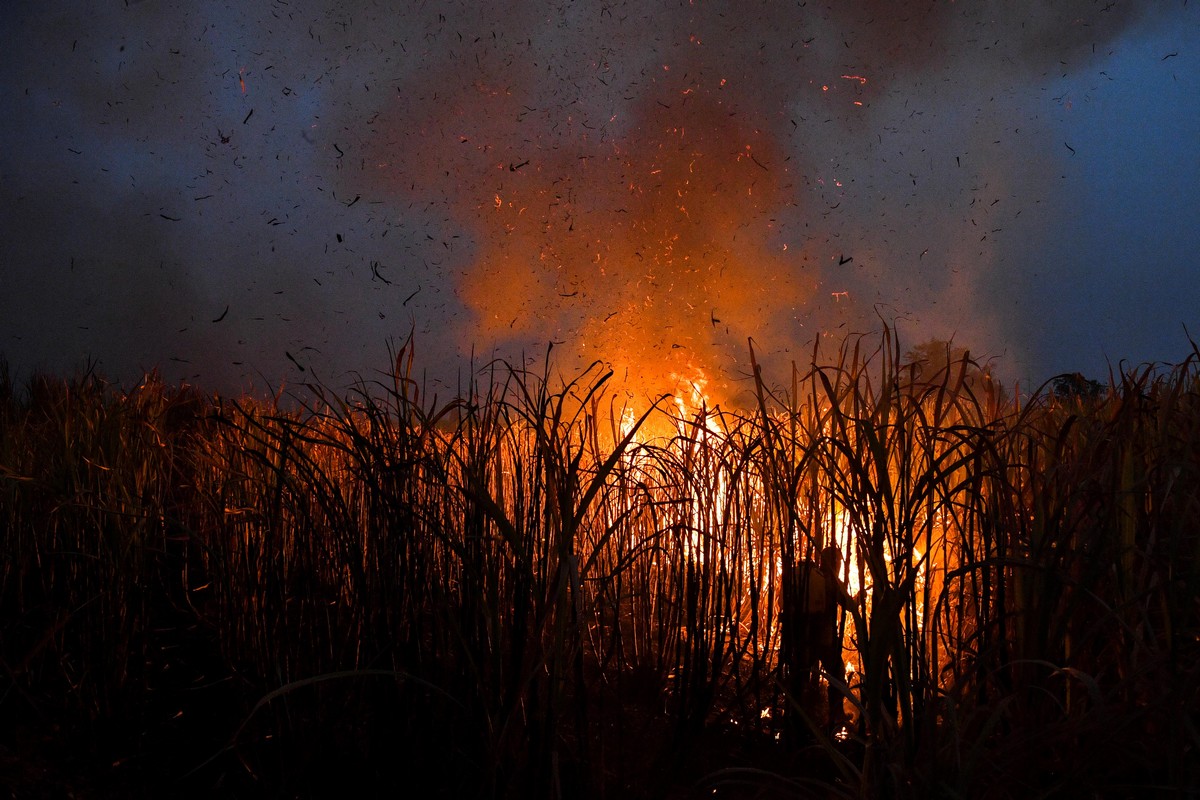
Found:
2,333 -> 1199,797
2,1 -> 1200,798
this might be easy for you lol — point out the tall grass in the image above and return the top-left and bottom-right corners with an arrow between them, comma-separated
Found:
1,334 -> 1197,798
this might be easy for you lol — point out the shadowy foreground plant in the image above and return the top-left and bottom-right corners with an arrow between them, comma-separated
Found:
1,332 -> 1197,798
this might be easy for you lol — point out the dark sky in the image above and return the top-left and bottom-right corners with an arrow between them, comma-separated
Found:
2,1 -> 1198,404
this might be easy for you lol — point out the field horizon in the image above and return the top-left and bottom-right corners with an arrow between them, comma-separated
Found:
2,329 -> 1197,798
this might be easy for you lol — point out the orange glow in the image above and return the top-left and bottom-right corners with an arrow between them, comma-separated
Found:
430,85 -> 810,407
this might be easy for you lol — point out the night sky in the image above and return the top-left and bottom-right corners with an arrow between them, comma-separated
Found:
3,1 -> 1198,404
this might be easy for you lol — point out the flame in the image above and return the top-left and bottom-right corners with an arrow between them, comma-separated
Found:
618,405 -> 639,442
609,386 -> 949,716
670,368 -> 716,422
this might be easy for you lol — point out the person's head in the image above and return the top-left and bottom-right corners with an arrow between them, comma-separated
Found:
820,546 -> 842,573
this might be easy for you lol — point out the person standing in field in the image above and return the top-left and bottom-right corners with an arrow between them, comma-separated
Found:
782,544 -> 853,738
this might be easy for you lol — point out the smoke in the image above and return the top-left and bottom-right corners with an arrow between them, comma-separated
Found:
0,0 -> 1188,399
349,0 -> 1164,402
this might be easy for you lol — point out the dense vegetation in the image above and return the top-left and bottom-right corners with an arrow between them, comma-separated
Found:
2,332 -> 1198,798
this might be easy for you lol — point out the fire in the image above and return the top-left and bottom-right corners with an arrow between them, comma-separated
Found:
671,369 -> 716,425
574,345 -> 962,734
615,367 -> 721,444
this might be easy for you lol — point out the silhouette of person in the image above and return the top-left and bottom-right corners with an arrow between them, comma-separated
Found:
783,545 -> 853,736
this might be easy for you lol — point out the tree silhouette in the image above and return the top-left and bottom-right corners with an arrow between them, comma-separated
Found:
1051,372 -> 1105,400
